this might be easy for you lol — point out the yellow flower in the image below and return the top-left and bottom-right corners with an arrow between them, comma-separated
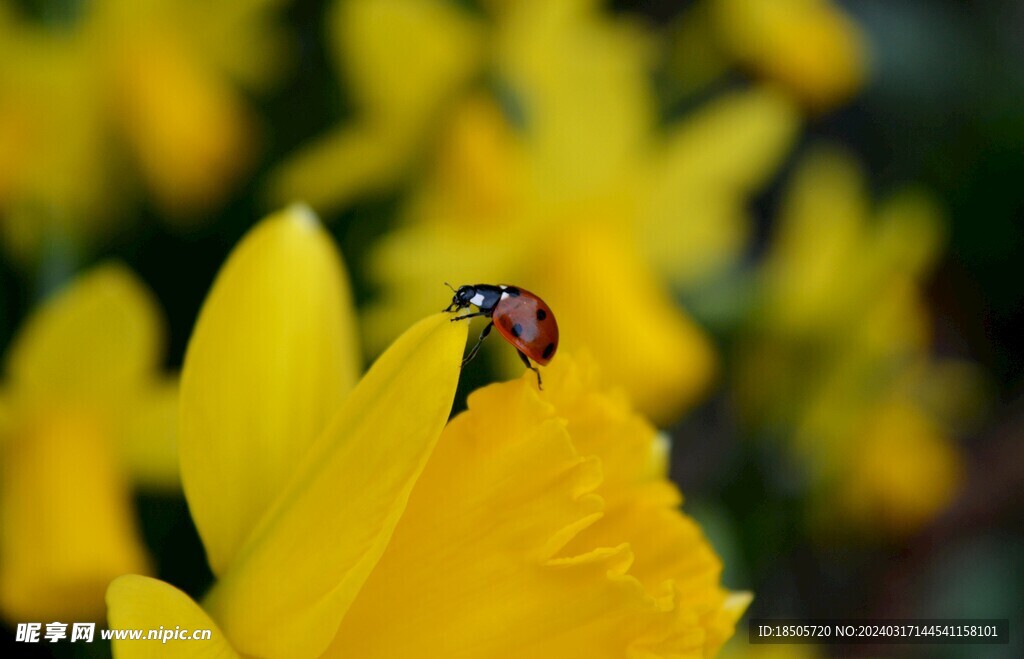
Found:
270,0 -> 800,422
107,205 -> 746,657
268,0 -> 797,220
837,400 -> 962,533
0,263 -> 179,621
0,1 -> 286,259
267,0 -> 484,211
707,0 -> 868,111
736,145 -> 977,533
288,0 -> 798,424
365,85 -> 796,424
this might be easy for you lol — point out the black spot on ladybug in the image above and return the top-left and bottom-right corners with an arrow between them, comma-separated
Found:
536,309 -> 547,321
511,323 -> 523,338
542,342 -> 555,359
505,287 -> 520,297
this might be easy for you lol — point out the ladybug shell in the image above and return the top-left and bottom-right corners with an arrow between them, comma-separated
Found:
493,289 -> 559,365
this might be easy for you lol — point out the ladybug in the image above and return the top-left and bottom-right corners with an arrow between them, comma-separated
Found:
445,283 -> 559,388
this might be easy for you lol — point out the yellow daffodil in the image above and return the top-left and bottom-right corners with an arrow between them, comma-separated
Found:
270,0 -> 800,423
836,400 -> 962,533
0,263 -> 178,621
361,80 -> 796,425
0,0 -> 287,260
107,204 -> 746,657
268,0 -> 797,221
706,0 -> 868,111
736,145 -> 979,534
281,0 -> 798,424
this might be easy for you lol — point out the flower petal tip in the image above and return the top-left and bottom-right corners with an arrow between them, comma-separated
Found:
106,573 -> 146,603
281,202 -> 321,229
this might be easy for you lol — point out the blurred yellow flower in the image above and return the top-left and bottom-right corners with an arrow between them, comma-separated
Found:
270,0 -> 801,423
736,146 -> 977,534
0,264 -> 178,621
269,0 -> 798,219
0,1 -> 287,259
364,86 -> 796,424
107,205 -> 746,657
708,0 -> 868,111
291,0 -> 798,424
267,0 -> 484,211
838,400 -> 962,533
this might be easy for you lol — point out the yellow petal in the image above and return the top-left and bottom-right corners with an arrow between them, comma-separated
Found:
0,411 -> 149,621
331,0 -> 483,126
640,87 -> 799,286
4,263 -> 163,402
106,575 -> 238,659
204,313 -> 466,659
873,189 -> 945,279
180,205 -> 360,576
537,227 -> 717,426
655,87 -> 799,194
265,123 -> 413,212
542,354 -> 745,656
0,30 -> 111,236
535,352 -> 667,490
765,146 -> 943,344
496,0 -> 654,198
838,401 -> 962,534
111,33 -> 254,216
763,145 -> 870,334
427,95 -> 528,222
561,483 -> 739,654
712,0 -> 868,111
116,377 -> 180,491
328,365 -> 736,657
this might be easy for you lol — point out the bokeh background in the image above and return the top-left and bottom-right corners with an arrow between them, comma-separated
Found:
1,0 -> 1022,657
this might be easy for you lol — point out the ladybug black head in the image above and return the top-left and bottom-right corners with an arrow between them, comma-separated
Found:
444,284 -> 476,312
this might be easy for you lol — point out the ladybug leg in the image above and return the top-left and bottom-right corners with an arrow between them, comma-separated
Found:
449,311 -> 488,322
517,349 -> 543,390
462,321 -> 493,366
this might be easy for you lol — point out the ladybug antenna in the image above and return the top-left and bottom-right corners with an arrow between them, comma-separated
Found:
443,282 -> 460,312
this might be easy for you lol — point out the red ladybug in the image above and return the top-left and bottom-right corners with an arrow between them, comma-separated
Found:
445,283 -> 559,388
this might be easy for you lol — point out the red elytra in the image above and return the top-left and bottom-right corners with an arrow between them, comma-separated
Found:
444,283 -> 559,388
